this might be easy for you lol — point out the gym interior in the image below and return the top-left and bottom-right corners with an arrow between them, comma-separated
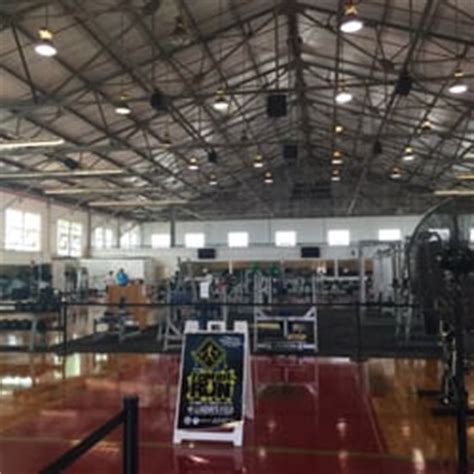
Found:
0,1 -> 473,473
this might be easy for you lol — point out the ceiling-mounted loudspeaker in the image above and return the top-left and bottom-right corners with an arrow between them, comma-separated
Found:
394,70 -> 413,96
150,88 -> 167,111
373,140 -> 383,155
267,94 -> 287,117
207,150 -> 218,163
283,144 -> 298,160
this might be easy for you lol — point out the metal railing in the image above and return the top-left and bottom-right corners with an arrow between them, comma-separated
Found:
39,396 -> 139,474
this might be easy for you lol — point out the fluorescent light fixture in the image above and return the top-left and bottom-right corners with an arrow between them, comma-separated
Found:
89,199 -> 187,207
403,146 -> 415,162
213,89 -> 230,112
332,150 -> 343,165
114,97 -> 131,115
449,70 -> 468,95
264,171 -> 273,184
0,169 -> 125,180
434,189 -> 474,196
209,174 -> 218,186
188,157 -> 199,170
34,28 -> 57,57
45,186 -> 156,195
0,138 -> 64,150
340,4 -> 364,33
456,173 -> 474,180
335,89 -> 353,104
253,154 -> 264,168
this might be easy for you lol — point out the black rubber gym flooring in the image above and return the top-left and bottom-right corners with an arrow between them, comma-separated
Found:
52,308 -> 442,358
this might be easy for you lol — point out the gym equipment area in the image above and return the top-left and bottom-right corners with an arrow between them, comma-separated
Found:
1,0 -> 474,472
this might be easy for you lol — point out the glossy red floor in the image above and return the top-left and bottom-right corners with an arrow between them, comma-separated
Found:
0,354 -> 464,473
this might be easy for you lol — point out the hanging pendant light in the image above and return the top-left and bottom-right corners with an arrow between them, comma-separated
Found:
390,167 -> 402,179
253,154 -> 264,168
420,120 -> 432,133
213,89 -> 230,112
335,124 -> 344,134
188,157 -> 199,170
331,170 -> 341,182
114,96 -> 131,115
171,15 -> 191,46
340,2 -> 364,34
209,174 -> 218,186
402,146 -> 415,162
34,28 -> 58,57
335,87 -> 353,104
332,150 -> 343,165
264,171 -> 274,184
162,130 -> 172,147
448,70 -> 468,94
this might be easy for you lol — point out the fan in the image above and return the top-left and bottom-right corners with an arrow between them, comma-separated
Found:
407,197 -> 474,334
407,197 -> 474,473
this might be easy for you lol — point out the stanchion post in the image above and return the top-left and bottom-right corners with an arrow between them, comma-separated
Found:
123,396 -> 139,474
62,297 -> 68,351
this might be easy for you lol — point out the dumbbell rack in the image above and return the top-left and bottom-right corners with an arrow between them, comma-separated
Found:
0,303 -> 64,352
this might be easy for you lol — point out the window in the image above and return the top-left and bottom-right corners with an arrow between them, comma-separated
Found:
228,232 -> 249,248
57,219 -> 83,257
5,209 -> 41,251
470,229 -> 474,243
428,228 -> 450,241
275,231 -> 297,247
120,226 -> 140,249
151,233 -> 170,248
378,228 -> 402,241
94,227 -> 114,249
185,232 -> 205,248
328,229 -> 350,246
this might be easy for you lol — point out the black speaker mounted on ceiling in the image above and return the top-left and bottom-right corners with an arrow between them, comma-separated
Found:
267,94 -> 287,117
198,248 -> 216,259
283,144 -> 298,160
150,88 -> 168,112
207,150 -> 218,163
394,70 -> 413,96
301,246 -> 321,258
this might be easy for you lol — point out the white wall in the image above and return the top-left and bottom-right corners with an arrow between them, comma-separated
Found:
89,215 -> 422,277
142,215 -> 421,247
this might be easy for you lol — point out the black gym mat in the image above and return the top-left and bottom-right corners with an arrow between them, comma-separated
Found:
50,308 -> 442,358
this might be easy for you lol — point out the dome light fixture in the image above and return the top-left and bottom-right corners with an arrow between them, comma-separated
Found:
331,170 -> 341,182
420,120 -> 432,133
162,130 -> 172,147
253,154 -> 264,168
209,174 -> 218,186
335,124 -> 344,134
448,70 -> 468,95
332,150 -> 343,165
340,3 -> 364,34
403,146 -> 415,162
390,166 -> 402,179
335,88 -> 353,104
114,96 -> 131,115
264,171 -> 274,184
34,28 -> 58,57
213,89 -> 230,112
187,157 -> 199,170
